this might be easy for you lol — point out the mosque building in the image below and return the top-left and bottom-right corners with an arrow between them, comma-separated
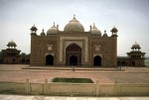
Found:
0,16 -> 146,67
30,15 -> 118,67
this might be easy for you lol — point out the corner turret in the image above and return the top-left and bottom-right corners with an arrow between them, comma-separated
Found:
111,26 -> 118,36
30,24 -> 38,35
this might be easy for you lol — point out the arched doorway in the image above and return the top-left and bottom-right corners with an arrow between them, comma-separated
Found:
70,55 -> 78,65
122,61 -> 126,66
22,59 -> 25,64
93,56 -> 102,66
66,44 -> 81,66
117,61 -> 121,66
46,54 -> 54,65
131,61 -> 135,66
12,59 -> 15,64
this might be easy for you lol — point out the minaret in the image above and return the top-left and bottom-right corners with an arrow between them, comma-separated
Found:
111,26 -> 118,36
111,26 -> 118,67
30,24 -> 38,65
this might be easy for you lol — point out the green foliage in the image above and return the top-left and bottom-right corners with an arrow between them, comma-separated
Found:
52,77 -> 94,83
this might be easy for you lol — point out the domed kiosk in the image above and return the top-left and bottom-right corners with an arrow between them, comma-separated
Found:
131,42 -> 141,50
129,42 -> 144,66
117,42 -> 146,67
1,40 -> 20,64
7,40 -> 17,48
0,40 -> 30,64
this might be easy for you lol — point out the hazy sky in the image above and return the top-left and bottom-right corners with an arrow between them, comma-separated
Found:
0,0 -> 149,57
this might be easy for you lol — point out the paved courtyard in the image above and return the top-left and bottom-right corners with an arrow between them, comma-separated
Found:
0,64 -> 149,83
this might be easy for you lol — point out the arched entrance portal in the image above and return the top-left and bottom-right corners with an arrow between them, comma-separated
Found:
70,55 -> 78,65
131,61 -> 135,66
93,56 -> 102,66
46,54 -> 54,65
66,44 -> 81,66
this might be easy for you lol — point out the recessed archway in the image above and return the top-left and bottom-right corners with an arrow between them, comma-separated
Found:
70,55 -> 78,65
93,56 -> 102,66
66,43 -> 81,66
131,61 -> 135,66
12,59 -> 15,64
46,54 -> 54,65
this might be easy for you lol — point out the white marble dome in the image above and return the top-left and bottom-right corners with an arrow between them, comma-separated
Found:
64,15 -> 84,32
47,22 -> 58,35
91,23 -> 102,36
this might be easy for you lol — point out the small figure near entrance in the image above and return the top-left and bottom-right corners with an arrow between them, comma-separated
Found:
119,65 -> 121,70
71,66 -> 75,72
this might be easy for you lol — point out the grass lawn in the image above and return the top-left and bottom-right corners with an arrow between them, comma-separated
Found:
52,77 -> 94,83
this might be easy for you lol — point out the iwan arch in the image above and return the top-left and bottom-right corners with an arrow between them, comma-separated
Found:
30,15 -> 118,67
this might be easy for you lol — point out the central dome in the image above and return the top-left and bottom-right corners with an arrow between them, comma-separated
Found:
64,15 -> 84,32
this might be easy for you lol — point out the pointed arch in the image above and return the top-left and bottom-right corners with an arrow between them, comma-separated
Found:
93,56 -> 102,66
46,54 -> 54,65
66,43 -> 82,66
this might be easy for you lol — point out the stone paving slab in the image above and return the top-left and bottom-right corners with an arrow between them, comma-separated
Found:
0,95 -> 149,100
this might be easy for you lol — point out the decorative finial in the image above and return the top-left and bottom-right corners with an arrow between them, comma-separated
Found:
57,24 -> 59,30
53,22 -> 55,27
42,28 -> 44,32
73,14 -> 76,19
90,25 -> 92,31
90,25 -> 92,28
93,23 -> 96,28
134,41 -> 138,45
104,30 -> 106,33
93,23 -> 95,26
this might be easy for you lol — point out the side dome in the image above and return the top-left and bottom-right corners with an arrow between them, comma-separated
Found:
64,15 -> 84,32
131,42 -> 141,49
91,23 -> 102,36
7,40 -> 17,48
47,22 -> 58,35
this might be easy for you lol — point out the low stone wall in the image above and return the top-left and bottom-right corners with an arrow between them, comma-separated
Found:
98,83 -> 115,96
48,83 -> 95,96
0,79 -> 149,96
116,83 -> 149,96
0,82 -> 26,94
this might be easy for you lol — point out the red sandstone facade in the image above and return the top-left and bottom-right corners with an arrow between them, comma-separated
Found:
30,16 -> 118,67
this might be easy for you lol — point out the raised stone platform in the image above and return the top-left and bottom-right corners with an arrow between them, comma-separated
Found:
22,66 -> 125,71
